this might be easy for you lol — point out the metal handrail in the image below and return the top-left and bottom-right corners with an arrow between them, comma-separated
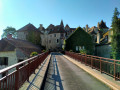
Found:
65,51 -> 120,80
0,53 -> 44,74
0,52 -> 49,90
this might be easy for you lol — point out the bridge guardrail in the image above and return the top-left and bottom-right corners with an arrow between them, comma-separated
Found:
65,51 -> 120,80
0,52 -> 49,90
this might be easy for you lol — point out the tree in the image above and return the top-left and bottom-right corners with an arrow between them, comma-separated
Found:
26,31 -> 41,46
1,27 -> 16,38
111,8 -> 120,59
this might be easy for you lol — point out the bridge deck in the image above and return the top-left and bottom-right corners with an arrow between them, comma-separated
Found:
43,53 -> 110,90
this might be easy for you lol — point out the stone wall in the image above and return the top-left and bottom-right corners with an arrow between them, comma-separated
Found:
41,33 -> 65,50
17,32 -> 28,40
95,44 -> 112,58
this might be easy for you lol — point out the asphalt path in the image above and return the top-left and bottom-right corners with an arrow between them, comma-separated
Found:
43,52 -> 110,90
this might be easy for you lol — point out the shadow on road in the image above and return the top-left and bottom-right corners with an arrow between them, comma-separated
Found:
43,52 -> 64,90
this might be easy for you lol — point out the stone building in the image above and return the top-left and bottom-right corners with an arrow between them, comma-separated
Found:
95,29 -> 113,58
0,37 -> 41,78
39,20 -> 76,51
84,20 -> 109,43
16,20 -> 76,51
17,23 -> 42,41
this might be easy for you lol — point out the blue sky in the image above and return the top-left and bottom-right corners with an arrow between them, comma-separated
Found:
0,0 -> 120,39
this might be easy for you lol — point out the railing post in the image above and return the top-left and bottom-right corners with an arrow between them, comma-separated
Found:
15,66 -> 19,90
100,58 -> 102,73
91,56 -> 93,68
27,61 -> 30,82
85,54 -> 87,65
114,60 -> 116,80
81,54 -> 83,63
5,71 -> 8,90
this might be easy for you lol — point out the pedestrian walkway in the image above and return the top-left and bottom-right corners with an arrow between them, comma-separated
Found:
19,55 -> 51,90
63,54 -> 120,90
43,53 -> 110,90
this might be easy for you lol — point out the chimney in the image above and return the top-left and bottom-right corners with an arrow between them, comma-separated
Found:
86,24 -> 88,32
7,34 -> 12,39
40,24 -> 43,30
97,22 -> 100,29
97,31 -> 100,44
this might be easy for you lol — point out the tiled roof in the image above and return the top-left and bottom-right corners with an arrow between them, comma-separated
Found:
0,39 -> 15,51
0,38 -> 41,57
88,26 -> 97,34
17,23 -> 37,32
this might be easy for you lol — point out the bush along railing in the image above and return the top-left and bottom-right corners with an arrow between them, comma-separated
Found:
65,51 -> 120,80
0,52 -> 49,90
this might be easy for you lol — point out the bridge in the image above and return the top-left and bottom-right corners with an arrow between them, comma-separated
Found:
0,51 -> 120,90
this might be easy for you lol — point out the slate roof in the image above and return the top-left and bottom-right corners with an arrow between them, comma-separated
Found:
47,24 -> 55,30
49,26 -> 66,34
97,20 -> 108,29
65,24 -> 70,29
0,38 -> 41,57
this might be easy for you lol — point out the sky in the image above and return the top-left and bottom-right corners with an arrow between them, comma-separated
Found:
0,0 -> 120,39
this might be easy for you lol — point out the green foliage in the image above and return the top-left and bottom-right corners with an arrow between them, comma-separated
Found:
42,50 -> 46,52
1,27 -> 16,38
30,52 -> 38,57
65,27 -> 94,54
111,8 -> 120,60
26,31 -> 41,46
69,50 -> 73,52
80,49 -> 87,54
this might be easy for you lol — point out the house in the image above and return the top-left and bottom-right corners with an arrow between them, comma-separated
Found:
84,20 -> 109,43
16,20 -> 76,51
95,29 -> 113,58
0,37 -> 41,78
17,23 -> 42,43
65,27 -> 94,54
39,20 -> 76,51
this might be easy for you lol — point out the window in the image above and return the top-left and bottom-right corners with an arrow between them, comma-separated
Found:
54,34 -> 56,37
49,40 -> 51,43
0,57 -> 8,65
57,39 -> 59,43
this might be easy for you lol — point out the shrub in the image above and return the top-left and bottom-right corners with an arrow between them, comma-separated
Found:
69,50 -> 73,52
42,50 -> 46,52
30,52 -> 38,57
80,49 -> 87,54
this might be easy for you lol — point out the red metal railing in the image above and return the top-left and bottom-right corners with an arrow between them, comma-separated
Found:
65,51 -> 120,80
0,52 -> 49,90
